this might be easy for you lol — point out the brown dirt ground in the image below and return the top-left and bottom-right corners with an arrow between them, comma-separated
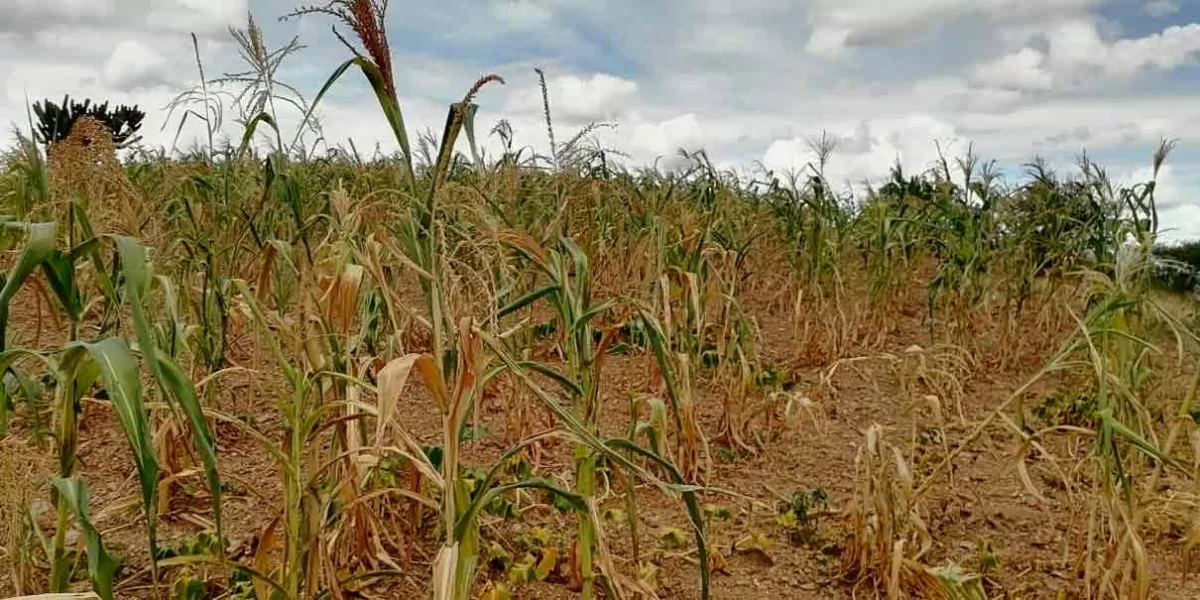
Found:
2,274 -> 1199,600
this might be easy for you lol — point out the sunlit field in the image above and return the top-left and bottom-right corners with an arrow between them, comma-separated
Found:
3,3 -> 1200,599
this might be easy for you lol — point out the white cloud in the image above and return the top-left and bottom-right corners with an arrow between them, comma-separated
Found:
965,19 -> 1200,102
491,0 -> 553,29
506,73 -> 638,122
1117,163 -> 1200,241
951,86 -> 1027,113
3,63 -> 102,107
805,27 -> 854,58
1101,23 -> 1200,77
805,0 -> 1098,56
3,0 -> 117,24
146,0 -> 247,34
971,47 -> 1054,91
102,40 -> 172,90
957,94 -> 1200,158
630,113 -> 703,160
0,0 -> 245,37
764,115 -> 961,189
1159,204 -> 1200,242
0,0 -> 249,149
683,22 -> 790,58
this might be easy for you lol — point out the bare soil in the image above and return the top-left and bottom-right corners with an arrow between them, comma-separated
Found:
2,277 -> 1199,600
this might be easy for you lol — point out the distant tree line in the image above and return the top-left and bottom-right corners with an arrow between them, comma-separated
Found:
1153,240 -> 1200,293
32,95 -> 145,149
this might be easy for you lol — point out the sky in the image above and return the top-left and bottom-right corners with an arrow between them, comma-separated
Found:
4,0 -> 1200,239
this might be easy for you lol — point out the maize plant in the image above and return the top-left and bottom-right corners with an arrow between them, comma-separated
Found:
1,3 -> 1197,598
494,233 -> 619,598
0,217 -> 220,600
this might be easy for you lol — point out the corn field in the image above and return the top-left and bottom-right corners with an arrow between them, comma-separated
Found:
1,4 -> 1200,600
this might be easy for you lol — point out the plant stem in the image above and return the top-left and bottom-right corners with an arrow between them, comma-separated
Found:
49,494 -> 70,591
285,386 -> 303,599
576,450 -> 596,599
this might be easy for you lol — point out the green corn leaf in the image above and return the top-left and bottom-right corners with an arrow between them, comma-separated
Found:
51,476 -> 121,600
636,310 -> 685,434
153,274 -> 187,357
68,204 -> 117,309
65,233 -> 101,263
496,284 -> 557,319
432,102 -> 468,198
558,237 -> 590,285
450,430 -> 565,539
516,361 -> 583,398
52,346 -> 97,481
156,349 -> 223,542
40,250 -> 82,321
66,347 -> 102,405
0,339 -> 48,441
0,222 -> 57,350
113,237 -> 224,541
223,112 -> 278,208
461,102 -> 483,170
1100,409 -> 1187,473
233,112 -> 277,162
0,362 -> 46,437
574,298 -> 617,332
73,338 -> 160,565
605,438 -> 710,600
0,221 -> 56,305
480,329 -> 681,494
113,237 -> 159,375
298,57 -> 413,192
457,479 -> 584,542
237,155 -> 275,250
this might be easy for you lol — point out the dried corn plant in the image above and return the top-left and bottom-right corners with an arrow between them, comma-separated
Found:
46,118 -> 143,236
0,4 -> 1196,599
843,424 -> 958,599
0,437 -> 52,596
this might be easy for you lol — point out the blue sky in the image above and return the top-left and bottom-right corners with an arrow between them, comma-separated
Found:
3,0 -> 1200,238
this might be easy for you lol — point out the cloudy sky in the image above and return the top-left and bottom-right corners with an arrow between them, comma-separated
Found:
4,0 -> 1200,238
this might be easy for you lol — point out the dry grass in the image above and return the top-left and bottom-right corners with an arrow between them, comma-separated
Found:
0,16 -> 1194,600
45,117 -> 143,237
0,438 -> 53,597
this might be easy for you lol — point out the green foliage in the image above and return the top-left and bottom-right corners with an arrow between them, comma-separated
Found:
0,22 -> 1188,600
977,539 -> 1000,573
1152,240 -> 1200,293
226,567 -> 258,600
776,488 -> 828,545
32,95 -> 145,147
1032,391 -> 1099,427
0,127 -> 49,218
1006,160 -> 1119,272
701,503 -> 732,523
51,476 -> 122,599
76,337 -> 161,569
928,563 -> 988,600
155,530 -> 227,559
0,222 -> 58,351
753,364 -> 787,389
172,576 -> 208,600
